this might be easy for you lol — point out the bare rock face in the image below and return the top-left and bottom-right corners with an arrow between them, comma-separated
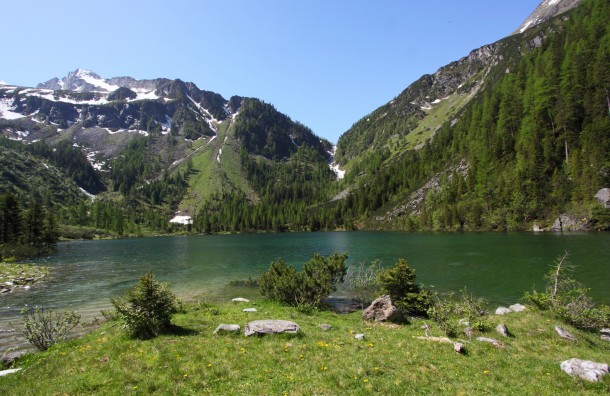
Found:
560,358 -> 609,382
514,0 -> 582,35
244,320 -> 300,337
363,295 -> 400,322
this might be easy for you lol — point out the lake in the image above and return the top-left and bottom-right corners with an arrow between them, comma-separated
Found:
1,231 -> 609,352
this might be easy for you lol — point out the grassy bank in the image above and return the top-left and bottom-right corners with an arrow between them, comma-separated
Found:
0,261 -> 49,294
1,298 -> 609,395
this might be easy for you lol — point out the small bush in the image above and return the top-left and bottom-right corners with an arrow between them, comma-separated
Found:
111,272 -> 180,339
259,252 -> 347,308
19,306 -> 80,351
342,260 -> 382,308
524,252 -> 610,331
427,288 -> 488,337
377,258 -> 432,317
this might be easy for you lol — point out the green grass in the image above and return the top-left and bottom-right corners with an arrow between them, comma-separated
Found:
1,299 -> 609,395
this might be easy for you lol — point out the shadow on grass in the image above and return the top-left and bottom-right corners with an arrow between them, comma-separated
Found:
162,324 -> 200,337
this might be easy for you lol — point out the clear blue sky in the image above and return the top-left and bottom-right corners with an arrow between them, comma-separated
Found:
2,1 -> 541,143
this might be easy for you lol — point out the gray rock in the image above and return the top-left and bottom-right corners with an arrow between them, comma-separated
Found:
355,333 -> 365,340
594,188 -> 610,209
319,324 -> 332,331
363,295 -> 400,322
213,324 -> 241,334
560,358 -> 609,382
244,320 -> 300,337
601,328 -> 610,342
242,308 -> 257,312
509,304 -> 526,312
232,297 -> 250,303
1,351 -> 25,366
476,337 -> 503,348
495,307 -> 512,315
555,326 -> 577,341
496,324 -> 510,337
0,368 -> 22,377
463,326 -> 474,339
458,318 -> 470,326
453,342 -> 466,354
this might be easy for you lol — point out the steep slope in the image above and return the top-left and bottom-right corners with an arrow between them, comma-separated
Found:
1,71 -> 333,231
514,0 -> 581,34
334,0 -> 609,231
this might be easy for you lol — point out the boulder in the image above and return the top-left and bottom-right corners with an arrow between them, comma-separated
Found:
495,307 -> 512,315
1,351 -> 24,366
594,188 -> 610,208
600,328 -> 610,342
509,304 -> 526,312
555,326 -> 577,341
363,295 -> 400,322
213,324 -> 241,334
232,297 -> 250,303
560,358 -> 609,382
454,342 -> 466,354
244,320 -> 300,337
496,324 -> 510,337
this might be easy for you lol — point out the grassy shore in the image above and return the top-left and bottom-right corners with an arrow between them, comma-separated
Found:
1,298 -> 609,395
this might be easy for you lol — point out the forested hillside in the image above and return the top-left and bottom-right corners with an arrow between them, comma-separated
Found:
332,0 -> 610,231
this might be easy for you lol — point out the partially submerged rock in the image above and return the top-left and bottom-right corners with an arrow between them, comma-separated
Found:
363,295 -> 400,322
244,320 -> 300,336
555,326 -> 577,341
560,358 -> 609,382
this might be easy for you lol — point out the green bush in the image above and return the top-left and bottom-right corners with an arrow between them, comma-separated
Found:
259,252 -> 347,308
111,272 -> 180,339
377,258 -> 432,317
342,260 -> 382,308
19,306 -> 80,351
427,288 -> 488,338
525,252 -> 610,331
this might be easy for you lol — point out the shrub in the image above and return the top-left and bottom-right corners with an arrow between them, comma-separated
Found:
342,260 -> 382,308
377,258 -> 432,317
259,252 -> 347,308
111,272 -> 180,339
524,252 -> 609,331
427,288 -> 488,338
19,306 -> 81,351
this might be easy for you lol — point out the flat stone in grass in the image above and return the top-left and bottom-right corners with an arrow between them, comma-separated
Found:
476,336 -> 504,348
244,320 -> 300,336
232,297 -> 250,303
0,368 -> 21,377
243,308 -> 257,312
555,326 -> 577,341
560,358 -> 609,382
213,324 -> 241,334
319,324 -> 332,331
355,333 -> 365,340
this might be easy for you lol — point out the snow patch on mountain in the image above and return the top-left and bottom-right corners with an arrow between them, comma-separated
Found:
328,146 -> 345,180
0,98 -> 25,120
515,0 -> 581,35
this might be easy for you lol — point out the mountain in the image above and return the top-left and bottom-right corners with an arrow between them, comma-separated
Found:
1,70 -> 334,233
334,0 -> 609,231
514,0 -> 581,34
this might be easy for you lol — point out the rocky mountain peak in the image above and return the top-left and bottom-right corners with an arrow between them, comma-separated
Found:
37,68 -> 119,92
514,0 -> 581,35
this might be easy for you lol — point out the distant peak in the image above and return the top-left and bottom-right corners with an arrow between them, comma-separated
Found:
514,0 -> 581,35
